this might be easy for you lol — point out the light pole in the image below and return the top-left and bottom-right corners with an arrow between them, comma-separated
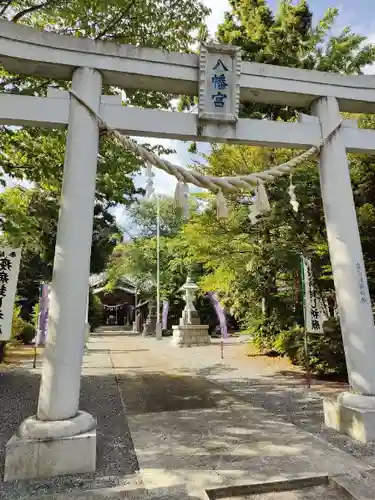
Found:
145,163 -> 162,340
155,193 -> 162,339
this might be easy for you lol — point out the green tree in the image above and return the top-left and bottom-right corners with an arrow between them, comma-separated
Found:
0,0 -> 209,310
0,185 -> 122,314
176,0 -> 375,374
106,197 -> 205,325
217,0 -> 375,119
107,197 -> 187,289
0,0 -> 208,196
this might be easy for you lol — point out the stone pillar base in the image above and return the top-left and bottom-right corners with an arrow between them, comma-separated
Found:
323,392 -> 375,443
143,319 -> 157,337
171,324 -> 210,347
4,411 -> 96,481
155,322 -> 162,340
4,431 -> 96,481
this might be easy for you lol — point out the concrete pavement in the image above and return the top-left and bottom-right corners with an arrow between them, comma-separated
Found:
2,329 -> 375,499
86,331 -> 375,498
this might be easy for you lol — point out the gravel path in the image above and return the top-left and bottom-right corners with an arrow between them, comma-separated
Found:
0,363 -> 139,499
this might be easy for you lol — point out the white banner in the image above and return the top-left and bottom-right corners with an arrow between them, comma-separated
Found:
0,248 -> 21,341
302,257 -> 327,334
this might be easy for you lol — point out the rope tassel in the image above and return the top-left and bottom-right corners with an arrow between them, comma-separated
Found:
174,181 -> 185,207
182,183 -> 189,218
256,182 -> 270,212
175,181 -> 190,217
288,175 -> 299,213
249,204 -> 259,225
216,190 -> 229,219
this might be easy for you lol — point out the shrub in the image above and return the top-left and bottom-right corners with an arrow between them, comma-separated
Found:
30,302 -> 40,329
274,318 -> 347,378
18,323 -> 36,344
11,303 -> 26,339
273,325 -> 304,360
88,291 -> 103,332
248,314 -> 285,353
308,318 -> 347,378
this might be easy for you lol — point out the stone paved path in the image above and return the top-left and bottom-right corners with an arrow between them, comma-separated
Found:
102,334 -> 375,494
1,330 -> 375,499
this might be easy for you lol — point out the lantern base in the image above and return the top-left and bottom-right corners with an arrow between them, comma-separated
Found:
171,324 -> 210,347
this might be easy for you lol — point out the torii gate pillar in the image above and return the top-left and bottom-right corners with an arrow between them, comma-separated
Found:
4,67 -> 101,480
313,96 -> 375,442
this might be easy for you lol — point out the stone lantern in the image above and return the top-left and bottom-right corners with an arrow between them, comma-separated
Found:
171,277 -> 210,347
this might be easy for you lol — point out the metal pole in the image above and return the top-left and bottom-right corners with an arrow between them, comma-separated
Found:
300,256 -> 311,388
155,194 -> 162,339
156,194 -> 160,324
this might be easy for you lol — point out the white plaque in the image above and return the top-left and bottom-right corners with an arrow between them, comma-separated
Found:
0,248 -> 21,341
302,256 -> 327,334
198,43 -> 241,123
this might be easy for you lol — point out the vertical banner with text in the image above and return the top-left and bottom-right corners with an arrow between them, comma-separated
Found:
0,248 -> 21,342
301,257 -> 327,334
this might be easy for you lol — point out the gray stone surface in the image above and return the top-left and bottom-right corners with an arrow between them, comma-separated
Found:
205,474 -> 375,499
0,343 -> 138,498
4,430 -> 96,481
127,402 -> 372,492
324,396 -> 375,442
172,325 -> 211,347
332,470 -> 375,500
145,337 -> 375,468
18,484 -> 197,500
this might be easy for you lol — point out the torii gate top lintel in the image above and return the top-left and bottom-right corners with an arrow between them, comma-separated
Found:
1,19 -> 375,114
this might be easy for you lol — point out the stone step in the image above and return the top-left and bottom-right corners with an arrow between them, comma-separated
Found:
20,484 -> 193,500
95,325 -> 131,332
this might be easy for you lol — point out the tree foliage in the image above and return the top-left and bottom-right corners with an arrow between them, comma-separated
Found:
217,0 -> 375,119
106,198 -> 185,325
106,1 -> 375,377
0,0 -> 209,311
0,185 -> 122,315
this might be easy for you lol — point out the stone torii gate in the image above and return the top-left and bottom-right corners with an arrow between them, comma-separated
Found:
2,19 -> 375,480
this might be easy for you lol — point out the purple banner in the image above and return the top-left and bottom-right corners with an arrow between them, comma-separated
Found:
162,300 -> 169,330
207,292 -> 228,338
35,283 -> 49,346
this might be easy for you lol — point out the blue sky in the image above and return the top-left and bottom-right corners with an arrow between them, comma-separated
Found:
207,0 -> 375,36
128,0 -> 375,215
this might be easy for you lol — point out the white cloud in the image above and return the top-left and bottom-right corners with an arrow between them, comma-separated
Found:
363,64 -> 375,75
363,34 -> 375,75
204,0 -> 229,36
134,138 -> 213,193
